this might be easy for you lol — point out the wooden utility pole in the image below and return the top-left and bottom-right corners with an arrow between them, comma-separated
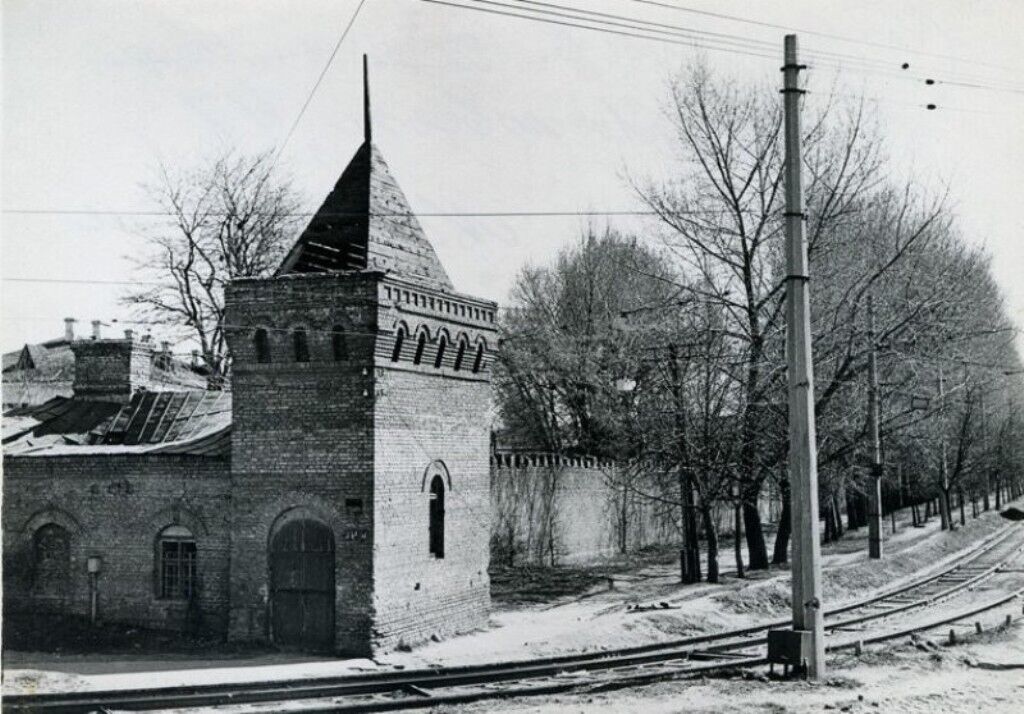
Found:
782,34 -> 825,678
938,367 -> 952,529
867,295 -> 883,559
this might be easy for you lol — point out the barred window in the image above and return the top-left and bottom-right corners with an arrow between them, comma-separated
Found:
158,525 -> 196,600
391,327 -> 406,362
454,339 -> 468,371
434,335 -> 447,368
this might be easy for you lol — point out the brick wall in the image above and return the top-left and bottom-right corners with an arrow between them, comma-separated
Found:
70,339 -> 153,402
1,454 -> 231,634
490,455 -> 678,565
225,272 -> 379,655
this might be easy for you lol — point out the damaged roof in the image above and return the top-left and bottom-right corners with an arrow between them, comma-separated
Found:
3,390 -> 231,457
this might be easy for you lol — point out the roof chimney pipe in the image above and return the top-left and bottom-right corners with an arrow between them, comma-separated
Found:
64,317 -> 76,342
124,329 -> 134,341
91,320 -> 102,340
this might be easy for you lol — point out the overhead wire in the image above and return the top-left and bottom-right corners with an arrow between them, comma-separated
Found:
272,0 -> 367,164
422,0 -> 1024,97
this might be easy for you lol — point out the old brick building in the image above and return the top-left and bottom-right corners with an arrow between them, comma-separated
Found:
2,64 -> 497,655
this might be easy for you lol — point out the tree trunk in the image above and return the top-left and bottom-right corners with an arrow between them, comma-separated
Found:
832,493 -> 844,538
743,498 -> 769,570
702,504 -> 719,584
772,481 -> 791,565
734,495 -> 745,579
939,489 -> 952,531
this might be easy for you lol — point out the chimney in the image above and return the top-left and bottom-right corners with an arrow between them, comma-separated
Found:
64,317 -> 76,342
70,334 -> 154,403
124,329 -> 134,340
191,349 -> 199,368
91,320 -> 102,340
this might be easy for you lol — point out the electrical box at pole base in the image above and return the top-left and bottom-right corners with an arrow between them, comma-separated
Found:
767,629 -> 812,670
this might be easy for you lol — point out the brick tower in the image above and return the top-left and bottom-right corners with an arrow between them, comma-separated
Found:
224,57 -> 496,655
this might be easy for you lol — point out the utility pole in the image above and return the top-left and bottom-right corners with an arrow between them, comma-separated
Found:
938,367 -> 952,530
867,295 -> 883,559
782,34 -> 825,678
981,390 -> 990,511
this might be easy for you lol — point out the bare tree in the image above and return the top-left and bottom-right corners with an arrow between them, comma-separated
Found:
125,150 -> 302,380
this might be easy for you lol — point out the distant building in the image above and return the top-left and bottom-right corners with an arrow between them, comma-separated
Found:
2,61 -> 497,655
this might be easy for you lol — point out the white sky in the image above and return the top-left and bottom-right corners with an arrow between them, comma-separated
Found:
2,0 -> 1022,355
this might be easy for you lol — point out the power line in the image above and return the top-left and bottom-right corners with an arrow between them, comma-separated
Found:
273,0 -> 367,164
625,0 -> 1022,75
424,0 -> 1024,97
0,208 -> 731,218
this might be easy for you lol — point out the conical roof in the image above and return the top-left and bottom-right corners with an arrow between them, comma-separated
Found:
276,141 -> 453,290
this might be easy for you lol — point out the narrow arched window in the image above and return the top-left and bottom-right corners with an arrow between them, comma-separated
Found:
293,329 -> 309,362
254,328 -> 271,363
413,332 -> 427,365
391,327 -> 405,362
454,339 -> 468,371
33,523 -> 70,598
331,325 -> 347,361
472,343 -> 485,373
158,525 -> 196,600
429,475 -> 445,558
434,336 -> 447,369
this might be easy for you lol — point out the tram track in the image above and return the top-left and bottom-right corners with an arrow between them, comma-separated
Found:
5,523 -> 1023,713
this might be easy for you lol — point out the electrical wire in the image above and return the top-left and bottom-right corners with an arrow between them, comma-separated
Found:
273,0 -> 367,164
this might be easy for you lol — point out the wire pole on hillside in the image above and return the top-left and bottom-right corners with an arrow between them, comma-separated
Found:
867,294 -> 884,559
782,33 -> 825,679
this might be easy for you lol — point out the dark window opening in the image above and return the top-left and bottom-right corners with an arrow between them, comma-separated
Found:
293,329 -> 309,362
254,328 -> 271,363
434,336 -> 447,368
429,475 -> 445,559
454,340 -> 468,371
345,497 -> 364,518
33,523 -> 70,597
391,327 -> 405,362
472,343 -> 485,373
413,332 -> 427,365
331,326 -> 347,361
158,525 -> 196,600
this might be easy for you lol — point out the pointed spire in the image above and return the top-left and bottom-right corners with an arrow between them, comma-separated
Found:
363,54 -> 372,144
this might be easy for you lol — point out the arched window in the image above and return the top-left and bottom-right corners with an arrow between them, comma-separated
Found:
413,331 -> 427,365
331,325 -> 347,361
293,329 -> 309,362
391,326 -> 405,362
254,328 -> 271,363
33,523 -> 70,598
434,335 -> 447,369
453,338 -> 468,371
158,525 -> 197,600
429,475 -> 445,558
472,343 -> 485,373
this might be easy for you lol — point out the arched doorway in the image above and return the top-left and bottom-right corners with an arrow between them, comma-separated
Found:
33,523 -> 70,605
269,518 -> 335,652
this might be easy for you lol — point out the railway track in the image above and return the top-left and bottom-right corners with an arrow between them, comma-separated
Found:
6,524 -> 1024,714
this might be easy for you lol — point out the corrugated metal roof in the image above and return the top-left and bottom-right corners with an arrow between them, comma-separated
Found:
3,389 -> 232,457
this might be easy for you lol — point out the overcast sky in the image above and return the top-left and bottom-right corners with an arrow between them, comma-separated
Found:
3,0 -> 1022,355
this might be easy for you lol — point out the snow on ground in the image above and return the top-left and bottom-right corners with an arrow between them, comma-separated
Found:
448,616 -> 1024,713
3,501 -> 1020,696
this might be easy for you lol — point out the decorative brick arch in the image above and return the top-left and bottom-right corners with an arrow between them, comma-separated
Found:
140,502 -> 210,537
20,506 -> 84,540
421,459 -> 452,492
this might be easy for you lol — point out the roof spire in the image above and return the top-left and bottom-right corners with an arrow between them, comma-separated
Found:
363,54 -> 371,144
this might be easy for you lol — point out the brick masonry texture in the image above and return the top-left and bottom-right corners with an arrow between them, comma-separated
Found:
2,454 -> 231,633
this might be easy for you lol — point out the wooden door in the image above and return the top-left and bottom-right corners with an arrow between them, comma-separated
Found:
270,519 -> 335,652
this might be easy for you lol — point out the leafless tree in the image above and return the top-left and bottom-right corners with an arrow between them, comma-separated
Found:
124,150 -> 302,380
